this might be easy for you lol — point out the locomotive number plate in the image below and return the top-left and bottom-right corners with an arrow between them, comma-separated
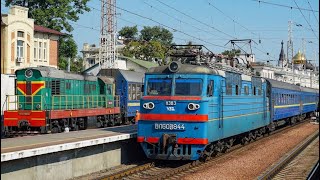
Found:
166,101 -> 176,106
154,123 -> 185,130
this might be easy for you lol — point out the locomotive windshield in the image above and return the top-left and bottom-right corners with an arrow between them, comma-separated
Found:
175,79 -> 202,96
146,78 -> 203,96
147,79 -> 172,96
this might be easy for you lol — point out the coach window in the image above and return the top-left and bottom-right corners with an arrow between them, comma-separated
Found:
253,86 -> 256,95
136,84 -> 141,100
128,84 -> 132,100
132,84 -> 136,100
207,80 -> 214,97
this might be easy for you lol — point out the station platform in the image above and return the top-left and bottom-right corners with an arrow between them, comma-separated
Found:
1,125 -> 137,162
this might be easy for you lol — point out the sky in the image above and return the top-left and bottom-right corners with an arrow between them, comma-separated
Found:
1,0 -> 319,65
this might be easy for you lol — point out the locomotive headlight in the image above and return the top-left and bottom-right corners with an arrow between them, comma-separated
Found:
36,104 -> 41,109
148,102 -> 155,109
188,103 -> 200,110
19,104 -> 23,109
143,102 -> 155,109
25,69 -> 33,78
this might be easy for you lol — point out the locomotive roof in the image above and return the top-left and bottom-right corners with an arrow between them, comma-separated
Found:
147,63 -> 222,75
119,70 -> 144,83
21,66 -> 97,81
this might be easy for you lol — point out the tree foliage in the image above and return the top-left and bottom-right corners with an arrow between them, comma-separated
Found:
119,26 -> 173,62
122,40 -> 167,61
140,26 -> 173,46
221,49 -> 241,58
5,0 -> 91,32
58,35 -> 80,71
118,26 -> 138,40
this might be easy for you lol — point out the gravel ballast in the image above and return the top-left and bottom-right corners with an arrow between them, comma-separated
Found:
182,122 -> 319,180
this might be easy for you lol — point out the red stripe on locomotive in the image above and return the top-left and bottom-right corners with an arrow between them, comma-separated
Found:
177,138 -> 208,145
140,113 -> 208,122
49,107 -> 120,119
146,137 -> 160,143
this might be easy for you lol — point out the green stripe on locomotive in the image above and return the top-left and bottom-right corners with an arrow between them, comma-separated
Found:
15,67 -> 116,111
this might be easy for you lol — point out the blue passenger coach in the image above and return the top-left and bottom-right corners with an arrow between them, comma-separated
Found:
267,79 -> 318,125
98,69 -> 144,123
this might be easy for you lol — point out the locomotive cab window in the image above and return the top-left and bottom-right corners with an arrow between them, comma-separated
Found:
147,78 -> 172,96
175,79 -> 202,96
207,80 -> 214,97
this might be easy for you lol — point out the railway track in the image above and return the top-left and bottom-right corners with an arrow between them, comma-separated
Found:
258,130 -> 319,180
99,120 -> 312,180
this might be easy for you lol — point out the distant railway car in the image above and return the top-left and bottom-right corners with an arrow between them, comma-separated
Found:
3,66 -> 121,135
98,69 -> 144,123
137,45 -> 319,161
267,79 -> 318,125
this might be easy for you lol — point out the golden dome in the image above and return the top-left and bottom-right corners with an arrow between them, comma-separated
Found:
293,50 -> 306,61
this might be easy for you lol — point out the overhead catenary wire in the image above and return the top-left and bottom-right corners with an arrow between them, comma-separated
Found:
143,0 -> 222,39
249,0 -> 319,12
97,0 -> 229,49
293,0 -> 319,40
88,4 -> 219,46
305,0 -> 319,24
152,0 -> 236,39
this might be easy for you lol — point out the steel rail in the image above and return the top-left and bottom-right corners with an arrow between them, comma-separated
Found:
257,130 -> 319,180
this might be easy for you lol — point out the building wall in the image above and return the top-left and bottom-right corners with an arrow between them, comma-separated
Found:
1,6 -> 59,74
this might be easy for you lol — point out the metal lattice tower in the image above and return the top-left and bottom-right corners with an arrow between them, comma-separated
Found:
98,0 -> 117,69
287,21 -> 294,65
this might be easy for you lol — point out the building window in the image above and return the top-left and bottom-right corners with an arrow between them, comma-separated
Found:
17,40 -> 24,58
43,42 -> 47,61
39,42 -> 42,60
18,31 -> 24,38
34,41 -> 37,61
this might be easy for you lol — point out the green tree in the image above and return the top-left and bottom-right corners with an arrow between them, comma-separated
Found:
70,56 -> 84,72
58,35 -> 78,71
5,0 -> 91,32
221,49 -> 241,58
140,26 -> 173,46
119,26 -> 138,40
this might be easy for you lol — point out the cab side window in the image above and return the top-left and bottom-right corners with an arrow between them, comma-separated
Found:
207,80 -> 214,97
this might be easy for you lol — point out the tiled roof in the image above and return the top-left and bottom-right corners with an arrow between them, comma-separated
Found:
34,25 -> 65,36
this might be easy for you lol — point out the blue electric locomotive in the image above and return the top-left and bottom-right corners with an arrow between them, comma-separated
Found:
137,45 -> 319,161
